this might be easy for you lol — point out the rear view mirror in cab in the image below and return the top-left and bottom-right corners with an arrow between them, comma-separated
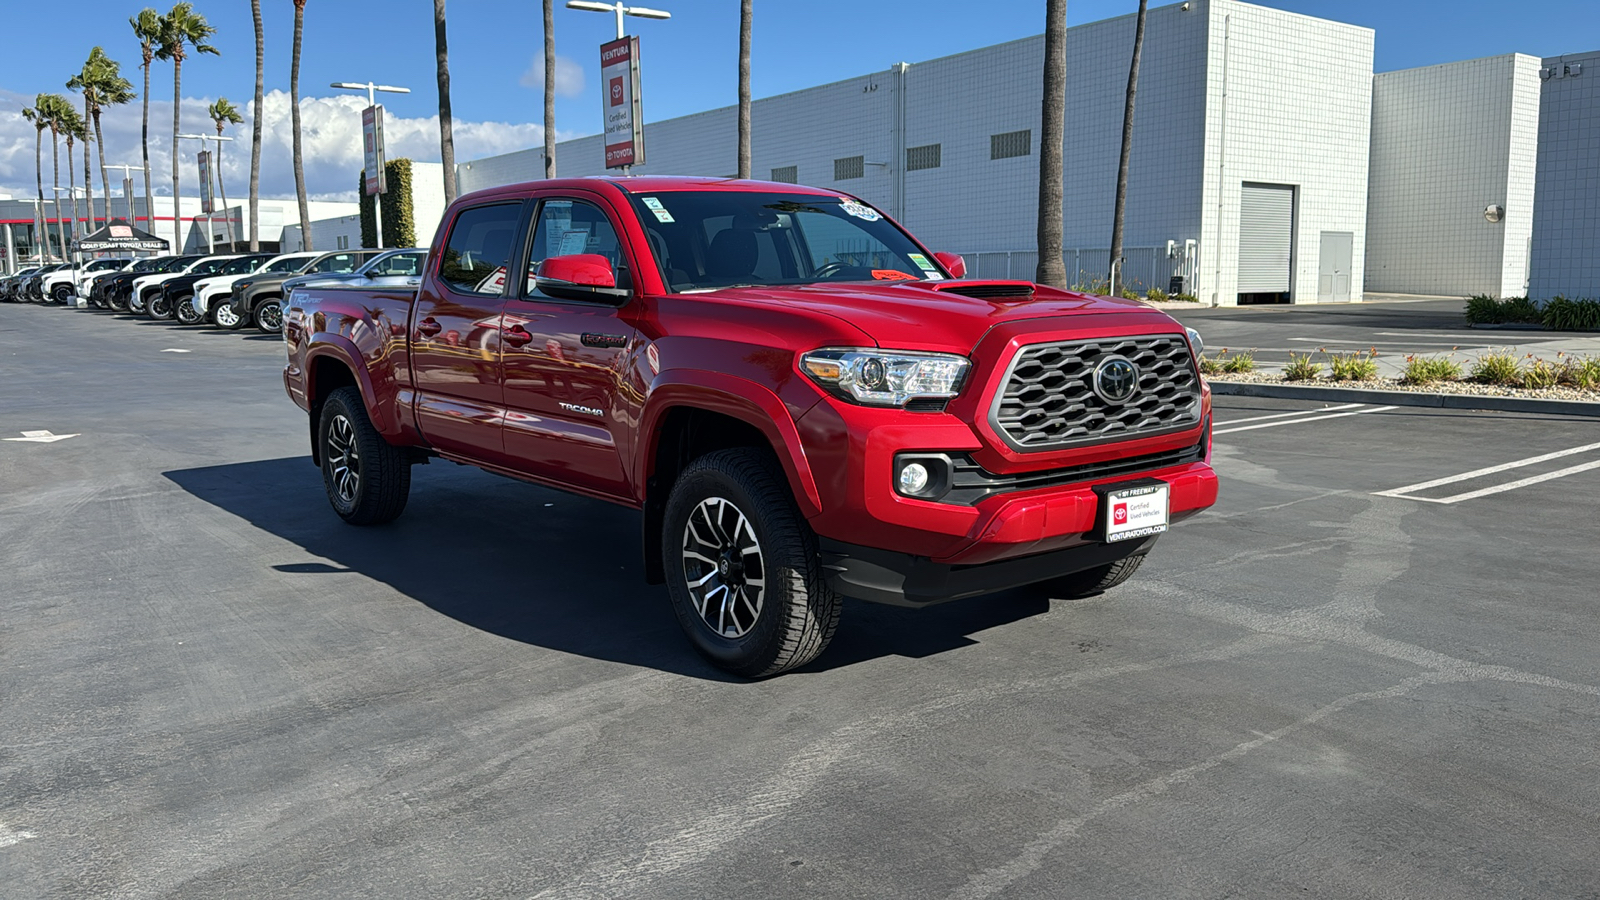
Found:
535,254 -> 630,303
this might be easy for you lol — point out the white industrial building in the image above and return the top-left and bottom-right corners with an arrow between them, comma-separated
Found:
1528,51 -> 1598,301
1365,55 -> 1541,299
460,0 -> 1376,306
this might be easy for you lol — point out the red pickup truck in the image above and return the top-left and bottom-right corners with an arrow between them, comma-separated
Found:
282,176 -> 1217,677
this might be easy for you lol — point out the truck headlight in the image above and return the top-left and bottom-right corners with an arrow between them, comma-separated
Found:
1185,327 -> 1204,358
801,348 -> 970,407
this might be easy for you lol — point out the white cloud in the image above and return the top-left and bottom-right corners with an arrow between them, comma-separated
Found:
0,87 -> 579,204
519,54 -> 586,98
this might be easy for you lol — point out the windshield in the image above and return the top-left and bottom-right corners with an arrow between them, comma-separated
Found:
131,258 -> 167,273
162,256 -> 202,273
188,258 -> 234,275
626,191 -> 943,291
261,255 -> 309,274
220,255 -> 268,275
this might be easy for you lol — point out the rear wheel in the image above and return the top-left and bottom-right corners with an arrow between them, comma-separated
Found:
663,449 -> 841,678
174,295 -> 203,325
1036,555 -> 1145,599
254,298 -> 283,333
318,387 -> 411,525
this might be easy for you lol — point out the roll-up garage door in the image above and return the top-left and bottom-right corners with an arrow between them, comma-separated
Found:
1237,183 -> 1294,293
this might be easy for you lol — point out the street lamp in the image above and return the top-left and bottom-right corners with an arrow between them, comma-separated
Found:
565,1 -> 670,40
102,164 -> 143,227
179,133 -> 236,252
52,186 -> 86,262
331,81 -> 411,249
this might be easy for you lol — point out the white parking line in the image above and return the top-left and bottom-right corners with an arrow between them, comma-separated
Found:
1375,441 -> 1600,504
1287,337 -> 1468,347
1215,404 -> 1365,428
1214,405 -> 1397,435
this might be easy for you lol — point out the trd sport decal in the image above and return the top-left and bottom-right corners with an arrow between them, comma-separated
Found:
581,332 -> 628,348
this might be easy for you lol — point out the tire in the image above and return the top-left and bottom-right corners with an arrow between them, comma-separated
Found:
663,448 -> 841,678
128,290 -> 148,315
50,283 -> 73,304
109,289 -> 130,312
1035,554 -> 1145,599
254,297 -> 283,333
174,295 -> 204,325
318,387 -> 411,525
147,292 -> 174,319
214,300 -> 245,329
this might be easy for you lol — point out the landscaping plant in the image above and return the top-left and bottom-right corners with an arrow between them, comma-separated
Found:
1144,286 -> 1167,302
1557,355 -> 1600,389
1469,350 -> 1522,386
1327,348 -> 1379,381
1401,354 -> 1463,384
1283,353 -> 1322,381
1541,296 -> 1600,332
1521,356 -> 1560,390
1221,350 -> 1256,374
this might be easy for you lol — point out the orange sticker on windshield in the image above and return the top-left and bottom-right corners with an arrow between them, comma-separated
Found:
871,269 -> 916,281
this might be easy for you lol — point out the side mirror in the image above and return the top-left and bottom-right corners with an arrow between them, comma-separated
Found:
536,254 -> 630,303
933,252 -> 966,279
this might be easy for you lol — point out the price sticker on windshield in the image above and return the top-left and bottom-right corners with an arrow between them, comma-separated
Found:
1100,481 -> 1169,543
839,199 -> 881,222
641,196 -> 674,223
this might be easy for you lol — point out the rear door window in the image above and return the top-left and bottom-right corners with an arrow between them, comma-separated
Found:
440,203 -> 523,296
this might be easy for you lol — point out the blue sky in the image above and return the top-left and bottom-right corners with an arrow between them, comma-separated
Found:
0,0 -> 1592,201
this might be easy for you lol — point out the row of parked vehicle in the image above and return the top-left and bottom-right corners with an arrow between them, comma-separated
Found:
0,247 -> 426,333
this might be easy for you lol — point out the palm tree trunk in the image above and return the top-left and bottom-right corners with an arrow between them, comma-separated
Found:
543,0 -> 555,178
34,129 -> 46,262
216,140 -> 236,249
737,0 -> 752,180
141,55 -> 154,242
68,137 -> 82,243
291,2 -> 313,251
51,130 -> 68,260
249,0 -> 264,250
83,95 -> 97,230
434,0 -> 457,204
93,110 -> 113,227
1110,0 -> 1148,295
1035,0 -> 1068,289
172,57 -> 184,254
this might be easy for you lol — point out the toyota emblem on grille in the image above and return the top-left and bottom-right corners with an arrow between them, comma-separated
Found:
1092,356 -> 1140,404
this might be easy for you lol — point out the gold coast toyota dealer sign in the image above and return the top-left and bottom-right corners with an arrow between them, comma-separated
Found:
600,36 -> 644,168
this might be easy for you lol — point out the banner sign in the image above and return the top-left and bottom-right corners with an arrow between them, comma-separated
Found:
363,105 -> 387,195
601,36 -> 645,168
197,150 -> 214,214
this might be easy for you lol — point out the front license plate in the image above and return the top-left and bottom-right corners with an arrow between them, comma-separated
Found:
1104,483 -> 1169,543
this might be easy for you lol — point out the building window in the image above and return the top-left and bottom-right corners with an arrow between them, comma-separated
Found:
906,144 -> 942,171
991,130 -> 1031,160
834,156 -> 864,181
336,234 -> 349,249
771,165 -> 798,184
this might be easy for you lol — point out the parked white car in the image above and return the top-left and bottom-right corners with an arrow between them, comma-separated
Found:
194,251 -> 317,325
128,255 -> 213,314
42,258 -> 130,304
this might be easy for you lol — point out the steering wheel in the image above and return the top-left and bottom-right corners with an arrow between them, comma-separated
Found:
813,261 -> 849,279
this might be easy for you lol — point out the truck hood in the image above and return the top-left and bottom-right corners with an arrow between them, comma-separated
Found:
699,280 -> 1179,352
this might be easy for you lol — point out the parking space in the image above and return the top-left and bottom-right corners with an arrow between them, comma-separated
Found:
5,304 -> 1600,898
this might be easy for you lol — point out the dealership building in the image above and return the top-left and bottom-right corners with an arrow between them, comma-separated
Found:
457,0 -> 1591,305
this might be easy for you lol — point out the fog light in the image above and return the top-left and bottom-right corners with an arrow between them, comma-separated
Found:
899,462 -> 930,495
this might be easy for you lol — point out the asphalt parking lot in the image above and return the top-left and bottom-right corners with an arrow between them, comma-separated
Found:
4,302 -> 1600,899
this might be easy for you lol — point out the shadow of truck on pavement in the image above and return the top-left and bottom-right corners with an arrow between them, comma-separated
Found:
165,457 -> 1049,679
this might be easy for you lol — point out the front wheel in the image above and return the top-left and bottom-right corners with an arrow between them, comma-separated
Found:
128,291 -> 147,314
1036,555 -> 1145,599
319,387 -> 411,525
254,298 -> 283,333
50,284 -> 73,304
174,295 -> 204,325
215,301 -> 247,330
663,449 -> 841,678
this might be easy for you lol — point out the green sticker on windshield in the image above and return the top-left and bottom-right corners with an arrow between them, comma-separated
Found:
908,253 -> 937,272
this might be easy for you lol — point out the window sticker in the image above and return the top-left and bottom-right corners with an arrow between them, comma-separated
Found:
544,201 -> 574,258
558,229 -> 590,256
908,253 -> 937,272
839,199 -> 882,222
642,196 -> 675,223
871,269 -> 917,281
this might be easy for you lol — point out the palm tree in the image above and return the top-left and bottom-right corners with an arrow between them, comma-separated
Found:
208,98 -> 243,249
737,0 -> 752,179
1109,0 -> 1148,295
543,0 -> 555,178
22,101 -> 49,261
70,48 -> 135,231
42,95 -> 74,261
65,72 -> 96,231
131,9 -> 163,236
434,0 -> 457,204
249,0 -> 264,250
64,112 -> 91,241
1036,0 -> 1068,288
157,3 -> 221,256
291,0 -> 313,250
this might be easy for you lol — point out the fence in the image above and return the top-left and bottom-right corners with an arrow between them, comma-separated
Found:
950,246 -> 1199,295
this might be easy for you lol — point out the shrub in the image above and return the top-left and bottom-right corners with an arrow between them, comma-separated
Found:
1144,286 -> 1168,302
1327,349 -> 1379,381
1503,296 -> 1541,323
1541,296 -> 1600,332
1521,356 -> 1560,390
1469,350 -> 1522,385
1119,286 -> 1141,301
1401,354 -> 1463,384
1465,294 -> 1542,325
1283,353 -> 1322,381
1172,293 -> 1200,303
1221,350 -> 1256,374
1198,354 -> 1224,376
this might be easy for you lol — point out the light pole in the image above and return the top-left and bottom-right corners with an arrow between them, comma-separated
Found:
565,0 -> 670,40
53,186 -> 87,261
102,164 -> 143,229
179,133 -> 235,252
331,81 -> 411,249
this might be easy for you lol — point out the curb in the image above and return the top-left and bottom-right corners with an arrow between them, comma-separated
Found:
1208,380 -> 1600,418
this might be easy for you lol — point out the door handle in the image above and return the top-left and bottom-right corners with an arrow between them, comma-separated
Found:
417,318 -> 442,337
502,325 -> 534,347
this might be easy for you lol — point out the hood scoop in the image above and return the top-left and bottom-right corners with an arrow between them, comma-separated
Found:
925,280 -> 1036,300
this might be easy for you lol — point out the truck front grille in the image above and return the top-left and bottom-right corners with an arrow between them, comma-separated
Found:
991,335 -> 1201,451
